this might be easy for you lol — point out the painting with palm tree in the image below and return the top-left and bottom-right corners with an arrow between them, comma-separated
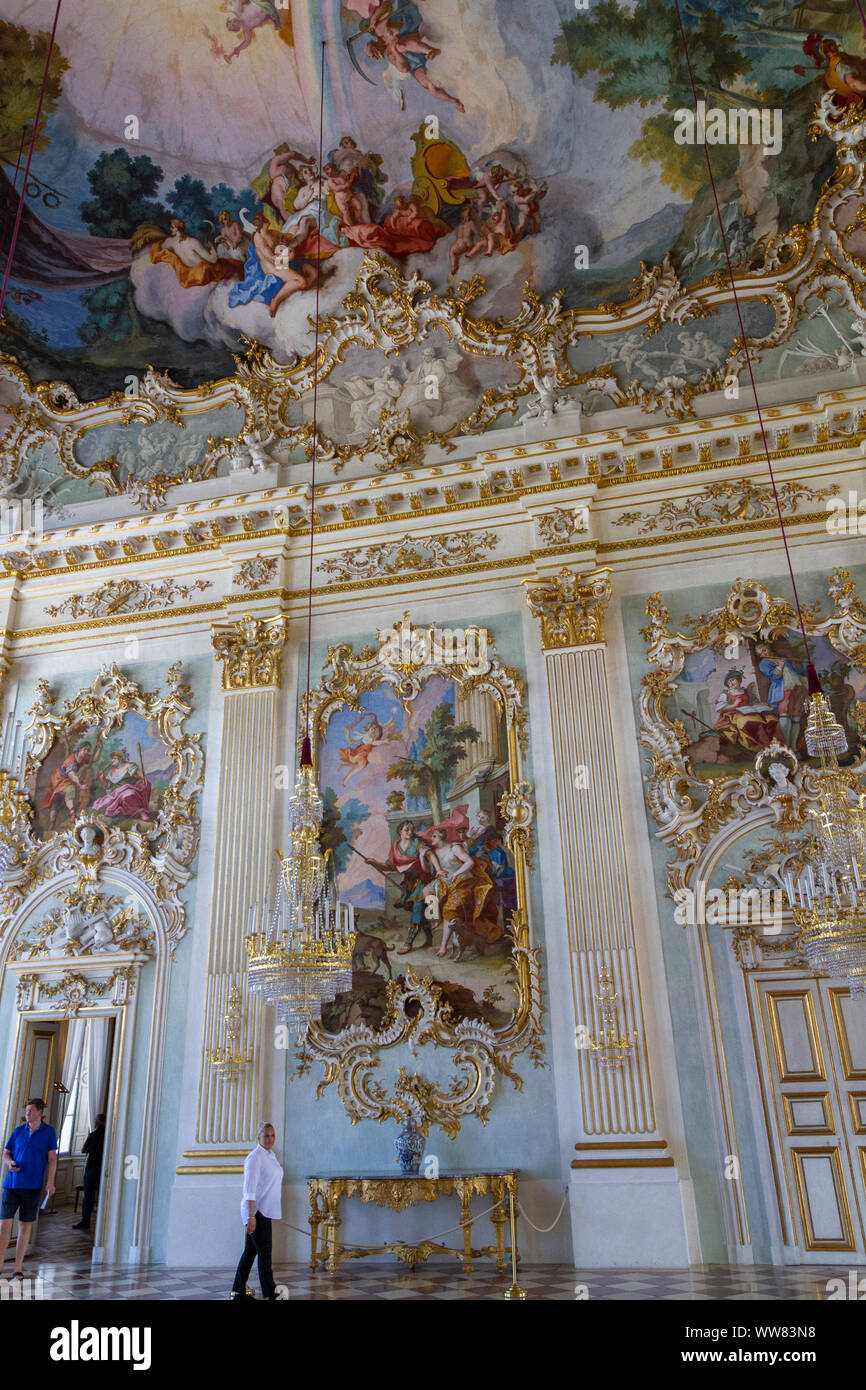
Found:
317,674 -> 518,1034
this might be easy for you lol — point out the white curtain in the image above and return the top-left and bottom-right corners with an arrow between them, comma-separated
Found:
58,1020 -> 87,1145
86,1018 -> 111,1129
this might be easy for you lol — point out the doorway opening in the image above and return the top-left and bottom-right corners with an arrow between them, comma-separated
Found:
2,1013 -> 118,1269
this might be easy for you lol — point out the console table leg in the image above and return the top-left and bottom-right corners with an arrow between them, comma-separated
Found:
326,1196 -> 342,1274
460,1190 -> 473,1276
492,1190 -> 507,1273
309,1190 -> 320,1270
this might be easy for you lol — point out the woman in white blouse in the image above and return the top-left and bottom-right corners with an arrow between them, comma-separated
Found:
230,1121 -> 284,1301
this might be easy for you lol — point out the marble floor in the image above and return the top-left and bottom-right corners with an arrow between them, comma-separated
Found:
4,1254 -> 859,1300
2,1203 -> 858,1299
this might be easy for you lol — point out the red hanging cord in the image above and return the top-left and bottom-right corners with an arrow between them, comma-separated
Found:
301,39 -> 327,767
0,0 -> 63,325
673,1 -> 822,696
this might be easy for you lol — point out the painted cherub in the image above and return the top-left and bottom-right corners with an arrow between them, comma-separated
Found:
449,204 -> 479,276
512,177 -> 546,239
338,712 -> 400,785
223,0 -> 281,62
323,163 -> 370,227
366,1 -> 465,111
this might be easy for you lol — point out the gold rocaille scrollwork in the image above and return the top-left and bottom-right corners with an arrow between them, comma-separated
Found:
524,566 -> 612,650
639,570 -> 866,912
211,613 -> 288,690
6,88 -> 866,500
300,616 -> 544,1135
1,661 -> 204,948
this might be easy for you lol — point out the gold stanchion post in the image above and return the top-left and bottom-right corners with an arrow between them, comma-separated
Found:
503,1183 -> 525,1300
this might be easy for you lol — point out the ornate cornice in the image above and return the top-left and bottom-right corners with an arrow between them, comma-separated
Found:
524,566 -> 612,650
14,963 -> 140,1015
211,613 -> 288,690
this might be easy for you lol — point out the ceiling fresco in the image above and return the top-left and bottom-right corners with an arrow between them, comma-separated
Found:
2,0 -> 866,510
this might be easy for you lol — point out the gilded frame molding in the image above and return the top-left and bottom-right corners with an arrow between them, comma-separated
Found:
639,569 -> 866,909
0,661 -> 204,947
298,614 -> 544,1136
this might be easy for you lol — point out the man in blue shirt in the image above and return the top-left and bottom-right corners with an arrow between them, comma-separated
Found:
1,1097 -> 57,1281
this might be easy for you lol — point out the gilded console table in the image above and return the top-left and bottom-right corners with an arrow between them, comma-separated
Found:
307,1170 -> 519,1274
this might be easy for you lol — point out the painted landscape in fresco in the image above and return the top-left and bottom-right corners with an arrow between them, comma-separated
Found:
29,710 -> 175,838
0,0 -> 861,397
316,674 -> 518,1034
671,633 -> 866,780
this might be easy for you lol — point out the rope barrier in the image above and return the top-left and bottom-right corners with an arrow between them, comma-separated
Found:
516,1189 -> 569,1234
268,1188 -> 568,1252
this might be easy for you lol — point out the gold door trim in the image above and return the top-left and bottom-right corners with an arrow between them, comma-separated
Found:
782,1092 -> 834,1137
791,1146 -> 856,1252
847,1093 -> 866,1136
829,989 -> 866,1081
766,991 -> 827,1083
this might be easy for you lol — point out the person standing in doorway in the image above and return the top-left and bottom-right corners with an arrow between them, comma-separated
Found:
73,1112 -> 105,1232
231,1121 -> 283,1301
0,1098 -> 57,1282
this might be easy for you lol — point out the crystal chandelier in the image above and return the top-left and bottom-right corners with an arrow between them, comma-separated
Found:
788,691 -> 866,995
245,740 -> 355,1038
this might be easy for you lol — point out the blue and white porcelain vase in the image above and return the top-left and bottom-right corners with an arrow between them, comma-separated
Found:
394,1115 -> 425,1175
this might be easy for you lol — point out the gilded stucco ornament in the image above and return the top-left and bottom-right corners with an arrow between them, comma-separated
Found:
300,616 -> 543,1135
45,576 -> 212,619
0,662 -> 204,950
234,556 -> 279,591
613,478 -> 839,536
13,889 -> 153,961
317,529 -> 499,583
524,566 -> 612,649
638,572 -> 866,918
536,507 -> 588,545
211,613 -> 288,690
14,965 -> 139,1016
8,89 -> 866,505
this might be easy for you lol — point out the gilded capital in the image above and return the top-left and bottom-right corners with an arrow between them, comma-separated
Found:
524,567 -> 612,650
211,614 -> 288,690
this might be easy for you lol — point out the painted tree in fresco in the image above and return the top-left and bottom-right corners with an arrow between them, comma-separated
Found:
166,176 -> 249,240
80,149 -> 169,237
387,704 -> 479,826
78,282 -> 132,346
553,0 -> 836,241
0,21 -> 68,158
321,787 -> 369,876
553,0 -> 754,114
